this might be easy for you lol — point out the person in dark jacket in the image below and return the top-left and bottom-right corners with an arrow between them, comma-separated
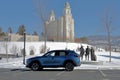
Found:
80,46 -> 84,60
90,47 -> 97,61
85,46 -> 90,61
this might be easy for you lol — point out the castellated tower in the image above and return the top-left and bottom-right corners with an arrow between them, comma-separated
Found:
45,2 -> 74,42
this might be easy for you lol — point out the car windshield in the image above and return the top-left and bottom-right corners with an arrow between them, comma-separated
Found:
43,51 -> 55,56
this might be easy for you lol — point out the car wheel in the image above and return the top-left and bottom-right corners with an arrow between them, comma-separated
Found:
65,62 -> 74,71
30,62 -> 40,71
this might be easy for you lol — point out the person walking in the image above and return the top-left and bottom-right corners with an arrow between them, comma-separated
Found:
85,46 -> 90,61
80,46 -> 84,60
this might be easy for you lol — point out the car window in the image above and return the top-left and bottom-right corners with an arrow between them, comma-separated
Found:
45,51 -> 55,56
55,52 -> 59,56
50,52 -> 55,56
59,51 -> 66,56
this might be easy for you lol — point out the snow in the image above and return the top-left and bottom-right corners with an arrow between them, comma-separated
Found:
0,42 -> 120,70
0,51 -> 120,70
0,42 -> 89,55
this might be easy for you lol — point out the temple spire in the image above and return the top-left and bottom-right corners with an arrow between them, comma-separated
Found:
64,2 -> 71,15
49,10 -> 55,22
65,2 -> 70,9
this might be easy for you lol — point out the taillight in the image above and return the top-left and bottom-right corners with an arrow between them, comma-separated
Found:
78,55 -> 80,59
74,54 -> 80,59
74,55 -> 78,57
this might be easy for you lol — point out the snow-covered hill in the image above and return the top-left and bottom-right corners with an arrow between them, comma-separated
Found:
0,42 -> 89,56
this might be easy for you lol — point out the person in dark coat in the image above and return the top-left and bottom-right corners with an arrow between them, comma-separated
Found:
80,46 -> 84,60
90,47 -> 97,61
85,46 -> 90,61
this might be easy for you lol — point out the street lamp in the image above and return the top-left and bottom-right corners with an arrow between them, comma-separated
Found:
23,30 -> 26,64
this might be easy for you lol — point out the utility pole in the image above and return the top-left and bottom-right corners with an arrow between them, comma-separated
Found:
5,33 -> 9,62
5,40 -> 8,62
23,30 -> 26,64
44,22 -> 47,52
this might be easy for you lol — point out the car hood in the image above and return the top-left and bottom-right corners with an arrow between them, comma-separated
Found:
27,56 -> 42,60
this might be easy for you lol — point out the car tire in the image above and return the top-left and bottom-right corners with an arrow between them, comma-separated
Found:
30,62 -> 41,71
65,62 -> 74,71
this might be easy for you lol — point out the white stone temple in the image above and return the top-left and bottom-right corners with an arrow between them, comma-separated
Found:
45,2 -> 74,42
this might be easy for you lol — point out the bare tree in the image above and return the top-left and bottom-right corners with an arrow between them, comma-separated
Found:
10,44 -> 19,57
33,0 -> 49,52
1,32 -> 11,62
103,9 -> 112,62
1,41 -> 9,62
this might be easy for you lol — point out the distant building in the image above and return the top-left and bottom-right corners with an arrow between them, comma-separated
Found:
45,2 -> 74,42
5,33 -> 39,42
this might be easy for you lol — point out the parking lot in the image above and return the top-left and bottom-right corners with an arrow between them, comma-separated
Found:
0,68 -> 120,80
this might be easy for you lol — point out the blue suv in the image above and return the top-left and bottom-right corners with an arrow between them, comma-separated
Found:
26,50 -> 81,71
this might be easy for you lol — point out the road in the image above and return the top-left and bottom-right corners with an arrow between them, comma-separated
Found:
0,68 -> 120,80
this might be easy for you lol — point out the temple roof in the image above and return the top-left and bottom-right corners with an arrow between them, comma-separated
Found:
50,10 -> 55,16
65,2 -> 70,8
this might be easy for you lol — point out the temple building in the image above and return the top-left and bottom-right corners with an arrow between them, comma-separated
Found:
45,2 -> 74,42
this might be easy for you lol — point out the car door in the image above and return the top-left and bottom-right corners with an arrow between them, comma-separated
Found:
52,51 -> 66,66
40,51 -> 56,66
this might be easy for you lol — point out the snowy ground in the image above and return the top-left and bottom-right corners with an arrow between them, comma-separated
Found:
0,51 -> 120,70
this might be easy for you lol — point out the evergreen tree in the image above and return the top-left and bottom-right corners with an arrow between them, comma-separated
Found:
33,31 -> 38,35
8,27 -> 12,33
0,27 -> 2,34
17,25 -> 25,35
0,27 -> 5,36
